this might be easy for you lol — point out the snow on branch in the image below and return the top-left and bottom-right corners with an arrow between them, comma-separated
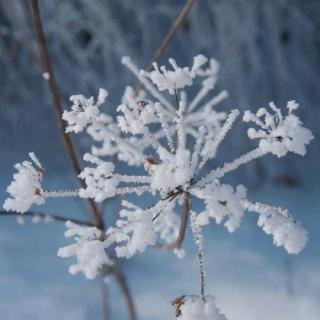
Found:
3,153 -> 78,213
241,199 -> 308,254
57,221 -> 113,279
140,55 -> 208,95
63,88 -> 108,133
3,152 -> 45,213
243,100 -> 314,157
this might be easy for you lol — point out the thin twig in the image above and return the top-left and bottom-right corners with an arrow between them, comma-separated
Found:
0,210 -> 93,226
28,0 -> 102,229
112,267 -> 137,320
152,192 -> 190,251
135,0 -> 197,93
100,277 -> 111,320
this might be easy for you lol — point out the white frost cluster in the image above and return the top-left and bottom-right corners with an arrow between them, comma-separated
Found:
140,55 -> 208,94
244,100 -> 314,157
63,88 -> 108,133
57,221 -> 112,279
195,182 -> 247,232
106,200 -> 179,258
172,295 -> 227,320
3,152 -> 45,213
242,200 -> 308,254
61,55 -> 228,168
78,153 -> 117,201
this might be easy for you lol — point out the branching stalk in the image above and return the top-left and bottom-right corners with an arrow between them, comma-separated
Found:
153,192 -> 190,251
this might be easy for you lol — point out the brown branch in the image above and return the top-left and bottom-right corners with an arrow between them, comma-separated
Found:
112,266 -> 137,320
152,192 -> 190,251
28,3 -> 137,320
100,277 -> 111,320
28,0 -> 102,229
136,0 -> 197,93
0,210 -> 93,226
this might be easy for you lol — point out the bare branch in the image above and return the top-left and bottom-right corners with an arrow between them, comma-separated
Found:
28,0 -> 102,229
0,210 -> 93,226
136,0 -> 197,92
100,277 -> 111,320
152,192 -> 190,251
112,267 -> 137,320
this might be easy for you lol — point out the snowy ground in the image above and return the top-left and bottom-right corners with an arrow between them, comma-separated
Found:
0,173 -> 319,320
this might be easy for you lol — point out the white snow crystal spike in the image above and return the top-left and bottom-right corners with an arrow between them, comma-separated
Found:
97,88 -> 108,106
154,103 -> 175,153
28,152 -> 42,169
191,54 -> 208,75
198,109 -> 239,171
287,100 -> 299,113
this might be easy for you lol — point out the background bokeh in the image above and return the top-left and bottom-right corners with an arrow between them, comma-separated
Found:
0,1 -> 319,319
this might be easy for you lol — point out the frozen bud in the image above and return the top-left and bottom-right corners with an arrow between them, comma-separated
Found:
144,157 -> 157,173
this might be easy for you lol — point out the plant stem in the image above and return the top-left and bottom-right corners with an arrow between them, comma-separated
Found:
136,0 -> 197,93
0,210 -> 93,226
112,267 -> 137,320
153,192 -> 190,251
28,0 -> 102,229
190,210 -> 206,298
100,277 -> 111,320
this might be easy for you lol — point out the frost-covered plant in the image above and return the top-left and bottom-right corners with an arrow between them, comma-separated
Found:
3,55 -> 314,319
86,95 -> 310,257
57,221 -> 113,279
